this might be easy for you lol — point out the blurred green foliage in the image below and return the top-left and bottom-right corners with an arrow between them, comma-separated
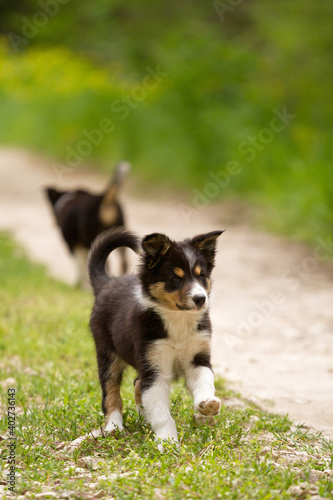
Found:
0,0 -> 332,243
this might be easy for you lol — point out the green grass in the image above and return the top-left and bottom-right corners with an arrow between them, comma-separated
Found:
0,233 -> 332,499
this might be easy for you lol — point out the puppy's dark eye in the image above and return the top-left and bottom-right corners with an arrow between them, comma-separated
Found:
172,275 -> 181,282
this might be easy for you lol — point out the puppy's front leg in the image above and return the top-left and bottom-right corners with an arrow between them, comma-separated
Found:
141,375 -> 178,451
185,364 -> 221,417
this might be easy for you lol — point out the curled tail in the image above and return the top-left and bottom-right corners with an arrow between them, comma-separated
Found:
89,228 -> 141,296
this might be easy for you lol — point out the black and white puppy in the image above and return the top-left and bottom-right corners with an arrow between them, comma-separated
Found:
45,162 -> 129,289
89,227 -> 223,450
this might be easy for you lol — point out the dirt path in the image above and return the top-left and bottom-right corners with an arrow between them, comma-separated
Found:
1,148 -> 333,438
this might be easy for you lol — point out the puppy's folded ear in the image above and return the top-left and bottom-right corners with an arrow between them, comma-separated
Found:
142,233 -> 171,269
191,230 -> 224,267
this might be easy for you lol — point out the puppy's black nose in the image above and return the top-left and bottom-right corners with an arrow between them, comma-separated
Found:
193,295 -> 206,308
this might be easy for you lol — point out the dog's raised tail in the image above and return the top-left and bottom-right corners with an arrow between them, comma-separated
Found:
89,228 -> 140,296
101,161 -> 131,206
112,161 -> 131,185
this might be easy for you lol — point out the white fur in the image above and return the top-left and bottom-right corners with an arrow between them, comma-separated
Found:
133,283 -> 155,311
157,307 -> 206,343
185,365 -> 216,410
134,284 -> 212,383
105,409 -> 123,432
183,247 -> 198,270
144,311 -> 213,439
188,282 -> 208,309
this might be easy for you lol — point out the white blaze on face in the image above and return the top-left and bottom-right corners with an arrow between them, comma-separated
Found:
183,247 -> 198,269
189,282 -> 208,309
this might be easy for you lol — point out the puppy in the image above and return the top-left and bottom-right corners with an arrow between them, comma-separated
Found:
45,162 -> 129,289
89,227 -> 224,450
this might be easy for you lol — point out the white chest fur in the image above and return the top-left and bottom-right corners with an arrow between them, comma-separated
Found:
146,308 -> 211,380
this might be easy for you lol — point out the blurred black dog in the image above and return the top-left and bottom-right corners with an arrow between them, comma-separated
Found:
45,162 -> 129,289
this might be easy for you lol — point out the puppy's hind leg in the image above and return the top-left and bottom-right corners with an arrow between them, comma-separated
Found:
73,245 -> 90,290
100,354 -> 125,433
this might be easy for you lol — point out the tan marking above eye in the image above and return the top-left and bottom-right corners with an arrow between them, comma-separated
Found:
174,267 -> 185,278
194,265 -> 201,276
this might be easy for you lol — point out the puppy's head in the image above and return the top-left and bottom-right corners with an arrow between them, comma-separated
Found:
140,230 -> 224,312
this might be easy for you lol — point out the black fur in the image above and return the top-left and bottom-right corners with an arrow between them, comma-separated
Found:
89,229 -> 140,295
197,311 -> 212,332
192,352 -> 212,369
44,163 -> 129,281
45,187 -> 125,252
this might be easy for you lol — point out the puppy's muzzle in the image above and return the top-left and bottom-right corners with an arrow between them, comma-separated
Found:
188,283 -> 208,310
192,294 -> 206,308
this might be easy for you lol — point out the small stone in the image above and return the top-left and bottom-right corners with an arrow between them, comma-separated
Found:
77,456 -> 99,470
88,483 -> 98,489
66,428 -> 108,453
309,470 -> 325,482
56,442 -> 66,450
74,467 -> 87,473
299,482 -> 310,489
109,472 -> 136,480
94,491 -> 105,498
293,450 -> 309,457
34,492 -> 58,499
286,485 -> 303,495
59,491 -> 75,499
97,475 -> 108,481
308,484 -> 319,494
